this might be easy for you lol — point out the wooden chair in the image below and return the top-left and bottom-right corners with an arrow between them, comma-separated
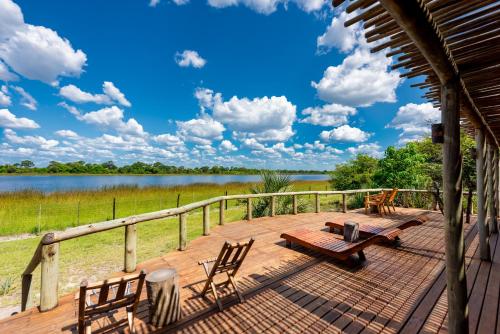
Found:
364,191 -> 388,216
198,238 -> 254,311
385,188 -> 399,213
77,270 -> 147,334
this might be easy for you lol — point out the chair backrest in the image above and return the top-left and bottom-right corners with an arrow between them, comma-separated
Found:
378,191 -> 388,202
209,238 -> 255,277
388,188 -> 399,202
78,270 -> 147,320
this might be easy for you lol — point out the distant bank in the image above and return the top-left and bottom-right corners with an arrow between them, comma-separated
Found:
0,174 -> 330,193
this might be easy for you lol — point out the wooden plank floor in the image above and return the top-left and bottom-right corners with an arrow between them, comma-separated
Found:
1,208 -> 494,334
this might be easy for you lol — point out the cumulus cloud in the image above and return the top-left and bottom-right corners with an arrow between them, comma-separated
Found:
317,11 -> 361,54
176,116 -> 225,145
301,103 -> 356,126
54,129 -> 79,139
0,60 -> 18,81
4,129 -> 58,149
0,0 -> 87,85
59,81 -> 131,107
0,85 -> 10,106
312,48 -> 401,107
12,86 -> 37,110
154,133 -> 184,146
175,50 -> 206,68
195,88 -> 296,142
387,102 -> 440,144
346,142 -> 383,158
320,125 -> 370,142
0,108 -> 39,129
61,104 -> 146,137
207,0 -> 326,15
219,139 -> 237,152
149,0 -> 189,6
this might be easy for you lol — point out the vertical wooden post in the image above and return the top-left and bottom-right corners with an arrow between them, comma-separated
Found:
342,193 -> 347,213
179,213 -> 187,251
292,195 -> 298,215
219,200 -> 224,225
495,148 -> 500,221
112,198 -> 116,220
124,224 -> 137,272
476,128 -> 491,260
225,191 -> 228,209
247,198 -> 252,221
442,79 -> 468,332
270,196 -> 276,217
315,193 -> 320,213
203,205 -> 210,236
40,234 -> 59,312
487,144 -> 498,233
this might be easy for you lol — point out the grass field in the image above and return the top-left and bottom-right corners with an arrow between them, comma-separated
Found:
0,180 -> 342,309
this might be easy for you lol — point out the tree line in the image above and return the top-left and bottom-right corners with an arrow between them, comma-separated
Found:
0,160 -> 326,175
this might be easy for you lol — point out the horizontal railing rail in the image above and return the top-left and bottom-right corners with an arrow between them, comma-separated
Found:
19,187 -> 469,312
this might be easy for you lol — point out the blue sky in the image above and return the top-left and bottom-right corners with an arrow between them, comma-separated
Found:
0,0 -> 440,169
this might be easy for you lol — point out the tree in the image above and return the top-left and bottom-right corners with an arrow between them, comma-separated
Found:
329,154 -> 378,190
20,160 -> 34,168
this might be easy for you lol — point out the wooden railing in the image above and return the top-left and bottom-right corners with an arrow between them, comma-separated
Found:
20,188 -> 437,312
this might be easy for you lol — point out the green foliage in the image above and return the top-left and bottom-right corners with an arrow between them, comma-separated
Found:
374,143 -> 431,189
0,161 -> 326,175
249,171 -> 307,217
329,154 -> 378,190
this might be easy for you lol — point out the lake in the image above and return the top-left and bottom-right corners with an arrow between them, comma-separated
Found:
0,174 -> 330,193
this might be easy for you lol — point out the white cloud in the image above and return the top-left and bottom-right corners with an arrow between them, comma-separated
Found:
312,47 -> 401,107
59,81 -> 131,107
149,0 -> 189,6
219,139 -> 237,152
301,103 -> 356,126
0,0 -> 87,85
54,129 -> 79,139
154,133 -> 183,146
175,50 -> 206,68
0,60 -> 18,81
317,11 -> 361,54
387,102 -> 440,144
176,116 -> 225,145
0,85 -> 10,106
149,0 -> 161,6
0,108 -> 39,129
4,129 -> 58,149
63,105 -> 146,137
196,88 -> 296,142
346,142 -> 383,158
12,86 -> 37,110
320,125 -> 370,142
207,0 -> 326,15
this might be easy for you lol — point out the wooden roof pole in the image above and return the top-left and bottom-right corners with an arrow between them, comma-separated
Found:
377,0 -> 498,148
376,1 -> 469,333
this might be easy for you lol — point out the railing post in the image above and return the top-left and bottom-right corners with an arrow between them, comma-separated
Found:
315,193 -> 320,213
247,198 -> 252,221
219,200 -> 224,225
293,195 -> 298,215
203,205 -> 210,235
487,144 -> 498,233
179,213 -> 187,251
270,196 -> 276,217
342,193 -> 347,213
124,224 -> 137,272
40,233 -> 59,312
476,128 -> 491,260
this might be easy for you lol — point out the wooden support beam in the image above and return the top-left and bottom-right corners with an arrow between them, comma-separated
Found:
179,213 -> 187,251
496,149 -> 500,222
203,205 -> 210,235
488,144 -> 498,233
476,128 -> 491,261
40,241 -> 59,312
441,79 -> 469,333
342,193 -> 347,213
124,224 -> 137,272
219,200 -> 224,225
315,193 -> 320,213
247,198 -> 252,221
292,195 -> 298,215
270,196 -> 276,217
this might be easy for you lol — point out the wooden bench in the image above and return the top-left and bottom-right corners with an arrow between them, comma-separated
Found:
325,214 -> 430,243
280,229 -> 386,262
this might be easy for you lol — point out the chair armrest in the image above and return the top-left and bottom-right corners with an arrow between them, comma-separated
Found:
198,257 -> 217,265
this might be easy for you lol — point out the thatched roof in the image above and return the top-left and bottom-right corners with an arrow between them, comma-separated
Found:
333,0 -> 500,145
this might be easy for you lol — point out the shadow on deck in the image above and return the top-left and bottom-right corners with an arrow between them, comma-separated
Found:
1,208 -> 497,333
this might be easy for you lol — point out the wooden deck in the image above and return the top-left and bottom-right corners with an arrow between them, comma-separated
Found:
1,208 -> 498,333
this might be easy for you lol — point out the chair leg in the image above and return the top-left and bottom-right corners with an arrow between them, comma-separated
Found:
126,307 -> 135,334
392,203 -> 396,212
200,279 -> 211,296
228,275 -> 244,303
210,281 -> 223,311
84,320 -> 92,334
358,250 -> 366,262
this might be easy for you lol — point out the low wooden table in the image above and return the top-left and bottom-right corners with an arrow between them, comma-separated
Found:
145,268 -> 181,327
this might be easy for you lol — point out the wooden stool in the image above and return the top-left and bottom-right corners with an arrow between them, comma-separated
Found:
146,268 -> 181,327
